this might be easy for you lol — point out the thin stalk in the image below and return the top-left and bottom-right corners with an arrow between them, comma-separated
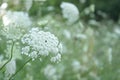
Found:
9,58 -> 32,80
0,41 -> 14,71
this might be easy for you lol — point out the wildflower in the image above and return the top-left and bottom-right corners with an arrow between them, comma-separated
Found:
0,3 -> 8,9
2,11 -> 31,27
1,11 -> 32,41
0,3 -> 8,17
21,28 -> 62,62
60,2 -> 79,24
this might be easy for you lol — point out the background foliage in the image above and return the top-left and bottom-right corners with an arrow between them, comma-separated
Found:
0,0 -> 120,80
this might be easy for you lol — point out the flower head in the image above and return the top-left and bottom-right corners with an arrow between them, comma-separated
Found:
1,11 -> 32,41
60,2 -> 79,24
21,28 -> 62,62
2,11 -> 32,27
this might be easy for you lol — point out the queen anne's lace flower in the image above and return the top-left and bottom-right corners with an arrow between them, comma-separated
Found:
21,28 -> 62,62
2,11 -> 32,27
1,11 -> 32,41
60,2 -> 79,24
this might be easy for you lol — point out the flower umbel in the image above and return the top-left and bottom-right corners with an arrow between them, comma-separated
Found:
2,11 -> 32,27
60,2 -> 79,24
21,28 -> 62,62
1,11 -> 32,41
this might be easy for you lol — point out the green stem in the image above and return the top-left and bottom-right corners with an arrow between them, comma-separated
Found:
0,41 -> 14,71
9,58 -> 32,80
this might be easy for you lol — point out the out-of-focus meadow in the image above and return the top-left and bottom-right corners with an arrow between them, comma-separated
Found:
0,0 -> 120,80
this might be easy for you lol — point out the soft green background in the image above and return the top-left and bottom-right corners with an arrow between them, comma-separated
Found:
0,0 -> 120,80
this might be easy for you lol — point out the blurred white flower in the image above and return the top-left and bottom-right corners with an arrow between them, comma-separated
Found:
0,3 -> 8,17
1,11 -> 32,41
5,59 -> 16,77
60,2 -> 79,24
88,19 -> 100,26
21,28 -> 62,62
84,4 -> 95,15
47,6 -> 55,11
2,11 -> 32,27
44,64 -> 62,80
24,0 -> 33,11
63,30 -> 71,39
72,60 -> 81,72
0,3 -> 8,9
44,65 -> 56,79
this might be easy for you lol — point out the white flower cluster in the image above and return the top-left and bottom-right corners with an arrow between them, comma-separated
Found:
2,11 -> 32,27
60,2 -> 79,24
1,11 -> 32,41
21,28 -> 62,62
